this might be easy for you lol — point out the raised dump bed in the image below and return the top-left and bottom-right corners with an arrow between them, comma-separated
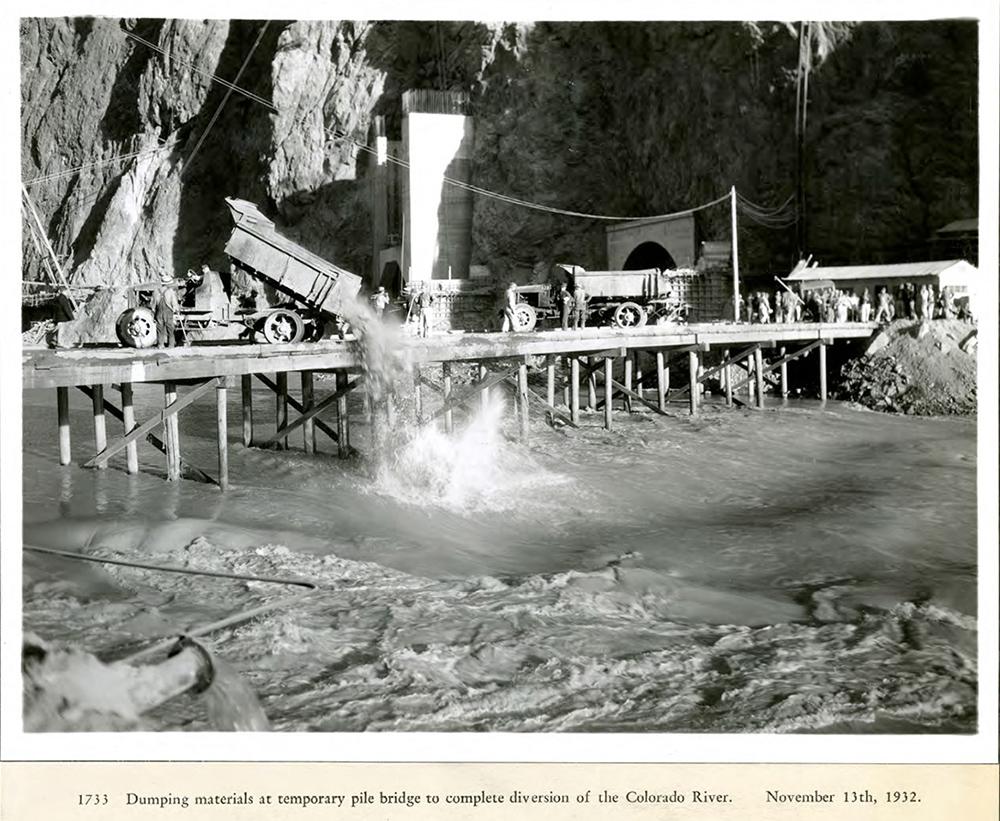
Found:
224,198 -> 361,321
114,200 -> 363,348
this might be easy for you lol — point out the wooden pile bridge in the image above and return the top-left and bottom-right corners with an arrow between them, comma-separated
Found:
23,321 -> 875,490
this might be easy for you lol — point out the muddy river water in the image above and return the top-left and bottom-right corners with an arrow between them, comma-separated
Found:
21,380 -> 977,733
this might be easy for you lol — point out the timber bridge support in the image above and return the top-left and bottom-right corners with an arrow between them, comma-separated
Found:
24,322 -> 873,489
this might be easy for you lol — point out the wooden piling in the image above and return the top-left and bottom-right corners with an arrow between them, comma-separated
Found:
623,355 -> 633,413
604,358 -> 614,430
91,385 -> 107,470
442,362 -> 453,434
723,348 -> 733,407
655,351 -> 666,412
57,386 -> 71,466
754,348 -> 765,409
546,356 -> 555,425
634,351 -> 644,399
746,355 -> 755,401
336,370 -> 350,458
570,357 -> 581,425
586,357 -> 597,411
121,383 -> 139,475
517,360 -> 529,442
240,374 -> 253,447
688,351 -> 699,416
414,366 -> 423,423
779,346 -> 789,397
164,382 -> 181,481
300,371 -> 315,454
479,363 -> 490,413
819,341 -> 828,401
562,357 -> 570,408
216,378 -> 229,491
275,372 -> 288,449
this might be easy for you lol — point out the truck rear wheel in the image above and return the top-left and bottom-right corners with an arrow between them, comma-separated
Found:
261,309 -> 305,344
116,307 -> 158,348
513,303 -> 537,332
613,301 -> 647,329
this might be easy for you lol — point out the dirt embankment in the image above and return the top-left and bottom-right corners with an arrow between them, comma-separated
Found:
836,319 -> 977,416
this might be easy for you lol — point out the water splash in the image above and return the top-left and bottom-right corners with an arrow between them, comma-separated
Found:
343,296 -> 565,510
371,393 -> 540,510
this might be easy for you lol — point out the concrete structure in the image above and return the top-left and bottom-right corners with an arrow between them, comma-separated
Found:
395,90 -> 475,286
605,213 -> 699,272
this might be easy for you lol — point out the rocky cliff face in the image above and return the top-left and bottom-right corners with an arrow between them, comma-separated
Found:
21,19 -> 978,295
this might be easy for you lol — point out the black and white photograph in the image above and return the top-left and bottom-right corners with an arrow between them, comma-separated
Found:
7,6 -> 996,750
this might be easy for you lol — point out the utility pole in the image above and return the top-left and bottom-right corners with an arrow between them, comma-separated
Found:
731,185 -> 740,322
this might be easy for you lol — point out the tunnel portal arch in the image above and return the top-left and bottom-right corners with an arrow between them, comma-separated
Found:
623,241 -> 677,271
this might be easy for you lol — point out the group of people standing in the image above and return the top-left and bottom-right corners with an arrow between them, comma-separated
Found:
743,289 -> 804,324
743,280 -> 962,326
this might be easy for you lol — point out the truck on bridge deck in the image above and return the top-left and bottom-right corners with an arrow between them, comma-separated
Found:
115,198 -> 363,348
509,264 -> 690,331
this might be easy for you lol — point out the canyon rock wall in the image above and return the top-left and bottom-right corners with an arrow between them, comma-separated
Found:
21,19 -> 978,297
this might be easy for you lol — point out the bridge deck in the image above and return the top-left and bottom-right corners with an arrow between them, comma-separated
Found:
22,322 -> 876,390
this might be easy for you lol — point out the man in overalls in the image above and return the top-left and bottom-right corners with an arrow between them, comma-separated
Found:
154,272 -> 180,348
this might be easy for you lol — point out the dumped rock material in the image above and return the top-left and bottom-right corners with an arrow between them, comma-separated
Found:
836,319 -> 977,416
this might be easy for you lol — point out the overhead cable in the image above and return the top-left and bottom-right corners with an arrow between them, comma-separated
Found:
330,128 -> 730,222
124,31 -> 278,113
25,140 -> 179,187
181,21 -> 270,178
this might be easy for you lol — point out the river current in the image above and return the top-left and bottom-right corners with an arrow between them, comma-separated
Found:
21,379 -> 977,733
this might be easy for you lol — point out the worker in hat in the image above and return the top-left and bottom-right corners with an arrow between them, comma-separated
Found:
501,281 -> 519,332
154,272 -> 180,348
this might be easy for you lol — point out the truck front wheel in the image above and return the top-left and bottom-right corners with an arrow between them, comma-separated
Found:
116,307 -> 158,348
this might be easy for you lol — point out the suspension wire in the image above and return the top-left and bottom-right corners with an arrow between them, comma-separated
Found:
181,21 -> 270,179
24,139 -> 179,187
736,191 -> 795,216
125,31 -> 278,113
329,128 -> 731,222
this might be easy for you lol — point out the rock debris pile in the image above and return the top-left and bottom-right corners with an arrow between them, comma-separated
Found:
836,319 -> 977,416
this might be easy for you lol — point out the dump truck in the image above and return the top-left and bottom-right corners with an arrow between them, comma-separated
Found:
115,198 -> 363,348
508,264 -> 689,331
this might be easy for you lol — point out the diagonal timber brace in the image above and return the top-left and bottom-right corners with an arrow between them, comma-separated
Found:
259,374 -> 363,447
79,381 -> 217,482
